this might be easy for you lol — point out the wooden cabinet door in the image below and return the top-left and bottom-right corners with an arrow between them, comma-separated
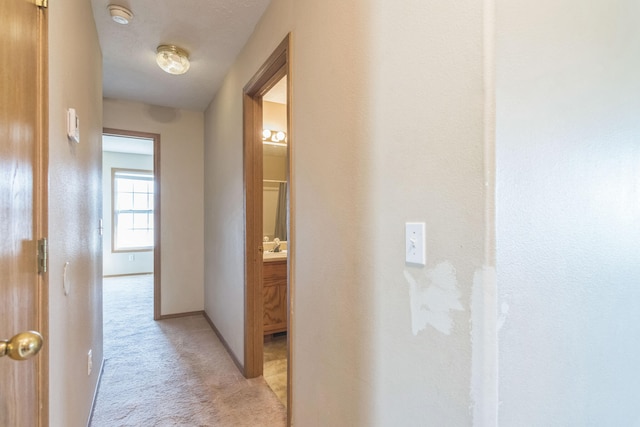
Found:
263,261 -> 287,334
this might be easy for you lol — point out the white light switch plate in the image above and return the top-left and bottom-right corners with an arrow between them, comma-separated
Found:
405,222 -> 426,265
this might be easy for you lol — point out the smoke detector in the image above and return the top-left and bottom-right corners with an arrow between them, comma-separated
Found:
108,4 -> 133,25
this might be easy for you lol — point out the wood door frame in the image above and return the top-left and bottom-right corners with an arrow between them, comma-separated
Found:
102,128 -> 162,320
36,4 -> 49,426
243,33 -> 294,419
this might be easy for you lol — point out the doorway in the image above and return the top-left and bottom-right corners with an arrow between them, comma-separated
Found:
101,129 -> 161,320
262,75 -> 289,406
243,34 -> 293,418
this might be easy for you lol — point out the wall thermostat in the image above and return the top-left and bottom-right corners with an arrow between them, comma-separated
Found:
67,108 -> 80,143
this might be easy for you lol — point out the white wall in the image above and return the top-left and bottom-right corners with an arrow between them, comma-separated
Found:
496,0 -> 640,425
204,0 -> 491,424
48,0 -> 103,425
263,100 -> 287,132
102,151 -> 154,276
103,98 -> 205,315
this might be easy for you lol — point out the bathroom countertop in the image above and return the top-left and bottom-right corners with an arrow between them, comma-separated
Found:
263,251 -> 288,262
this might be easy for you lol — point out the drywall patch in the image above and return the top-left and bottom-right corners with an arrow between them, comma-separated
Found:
497,301 -> 509,331
470,266 -> 498,426
403,261 -> 463,335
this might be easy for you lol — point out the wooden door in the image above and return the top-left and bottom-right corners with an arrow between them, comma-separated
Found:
0,0 -> 47,426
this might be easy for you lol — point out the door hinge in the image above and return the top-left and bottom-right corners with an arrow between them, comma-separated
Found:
38,238 -> 48,274
36,0 -> 48,9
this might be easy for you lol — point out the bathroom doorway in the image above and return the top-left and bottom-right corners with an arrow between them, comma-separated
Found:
243,34 -> 293,419
262,75 -> 289,407
101,129 -> 161,320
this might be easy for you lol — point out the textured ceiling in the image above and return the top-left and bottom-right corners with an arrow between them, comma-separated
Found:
91,0 -> 271,111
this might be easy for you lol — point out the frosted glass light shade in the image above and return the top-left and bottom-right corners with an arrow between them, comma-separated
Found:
156,45 -> 190,75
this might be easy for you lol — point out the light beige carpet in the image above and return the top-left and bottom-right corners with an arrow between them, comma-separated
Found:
90,275 -> 286,427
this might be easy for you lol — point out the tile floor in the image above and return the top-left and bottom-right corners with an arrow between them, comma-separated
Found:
263,333 -> 288,406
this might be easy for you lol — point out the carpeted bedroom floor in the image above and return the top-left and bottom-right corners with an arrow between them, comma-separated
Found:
90,275 -> 286,427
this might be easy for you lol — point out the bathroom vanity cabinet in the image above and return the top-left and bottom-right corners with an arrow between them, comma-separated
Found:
263,259 -> 287,335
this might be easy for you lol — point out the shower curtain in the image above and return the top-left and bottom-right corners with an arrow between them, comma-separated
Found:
274,182 -> 287,241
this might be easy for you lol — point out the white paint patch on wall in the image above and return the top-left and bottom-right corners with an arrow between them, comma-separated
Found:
496,0 -> 640,423
403,261 -> 463,335
470,266 -> 498,427
497,301 -> 509,332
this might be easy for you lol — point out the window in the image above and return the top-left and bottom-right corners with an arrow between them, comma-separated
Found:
112,169 -> 154,251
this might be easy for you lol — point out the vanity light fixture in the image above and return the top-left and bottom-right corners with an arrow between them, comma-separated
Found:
262,129 -> 287,146
156,45 -> 191,75
107,4 -> 133,25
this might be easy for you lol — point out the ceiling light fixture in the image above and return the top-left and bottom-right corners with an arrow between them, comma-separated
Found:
107,4 -> 133,25
262,129 -> 287,146
156,45 -> 191,75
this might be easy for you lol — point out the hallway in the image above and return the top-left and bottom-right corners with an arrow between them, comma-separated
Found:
91,275 -> 285,426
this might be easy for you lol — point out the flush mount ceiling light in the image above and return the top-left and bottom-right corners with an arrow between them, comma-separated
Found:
262,129 -> 287,146
107,4 -> 133,25
156,45 -> 191,75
